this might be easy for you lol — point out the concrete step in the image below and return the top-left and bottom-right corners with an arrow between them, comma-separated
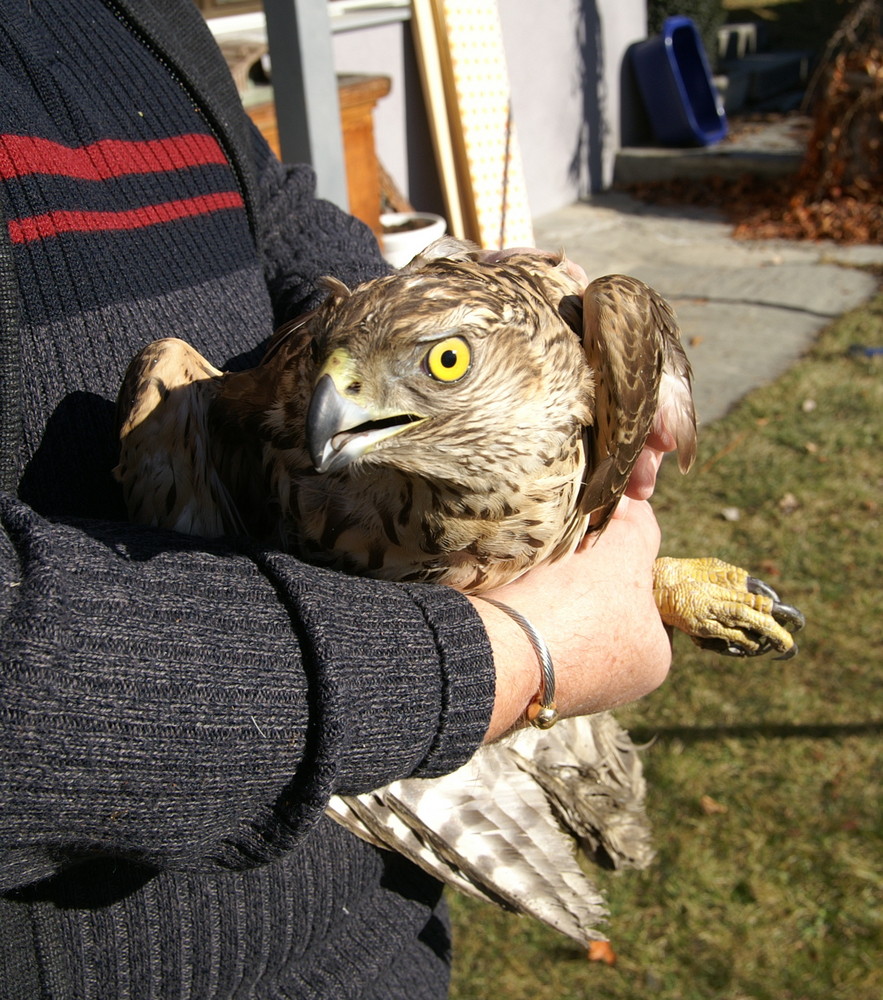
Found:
613,116 -> 808,187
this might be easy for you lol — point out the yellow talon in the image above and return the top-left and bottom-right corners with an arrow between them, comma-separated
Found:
652,557 -> 804,658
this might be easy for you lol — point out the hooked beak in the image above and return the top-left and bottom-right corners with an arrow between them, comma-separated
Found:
306,352 -> 426,473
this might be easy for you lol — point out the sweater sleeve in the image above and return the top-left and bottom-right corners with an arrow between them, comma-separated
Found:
0,493 -> 495,891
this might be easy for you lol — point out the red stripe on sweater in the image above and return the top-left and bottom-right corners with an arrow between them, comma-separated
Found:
0,134 -> 229,181
8,191 -> 245,243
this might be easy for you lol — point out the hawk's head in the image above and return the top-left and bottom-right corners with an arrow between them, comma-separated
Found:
302,246 -> 595,491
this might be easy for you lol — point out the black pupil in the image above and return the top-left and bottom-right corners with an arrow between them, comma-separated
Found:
441,348 -> 458,369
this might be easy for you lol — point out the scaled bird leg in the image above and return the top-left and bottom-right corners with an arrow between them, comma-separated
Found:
652,557 -> 805,659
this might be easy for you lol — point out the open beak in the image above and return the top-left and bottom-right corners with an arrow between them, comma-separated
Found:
306,352 -> 425,473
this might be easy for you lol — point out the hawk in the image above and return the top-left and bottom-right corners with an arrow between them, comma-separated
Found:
116,240 -> 803,946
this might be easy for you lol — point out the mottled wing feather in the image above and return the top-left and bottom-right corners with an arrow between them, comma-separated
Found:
213,321 -> 321,544
512,709 -> 654,871
327,712 -> 647,944
579,275 -> 696,527
656,298 -> 698,474
115,338 -> 244,537
116,330 -> 317,545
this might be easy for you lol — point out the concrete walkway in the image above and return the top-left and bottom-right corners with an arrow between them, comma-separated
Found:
532,193 -> 883,425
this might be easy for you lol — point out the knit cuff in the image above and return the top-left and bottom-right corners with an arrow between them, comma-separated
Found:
401,583 -> 495,779
246,549 -> 494,796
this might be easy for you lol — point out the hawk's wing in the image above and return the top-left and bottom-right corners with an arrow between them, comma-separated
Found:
491,255 -> 697,547
116,331 -> 314,543
327,711 -> 653,945
114,338 -> 244,537
579,274 -> 697,529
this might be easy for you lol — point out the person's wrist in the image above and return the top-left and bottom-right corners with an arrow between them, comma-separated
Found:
476,597 -> 558,729
471,596 -> 541,741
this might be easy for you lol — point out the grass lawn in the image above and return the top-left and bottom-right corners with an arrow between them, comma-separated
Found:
448,283 -> 883,999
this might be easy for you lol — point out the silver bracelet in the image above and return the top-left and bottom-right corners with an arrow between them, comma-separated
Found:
478,597 -> 559,729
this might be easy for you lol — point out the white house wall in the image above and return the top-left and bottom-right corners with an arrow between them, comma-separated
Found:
329,1 -> 648,219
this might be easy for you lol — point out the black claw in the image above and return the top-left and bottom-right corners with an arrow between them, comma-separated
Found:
695,636 -> 750,657
772,602 -> 806,634
747,577 -> 806,636
747,576 -> 780,602
694,632 -> 794,659
774,642 -> 799,661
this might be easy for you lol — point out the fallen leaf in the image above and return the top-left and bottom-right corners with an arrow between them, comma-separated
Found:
700,794 -> 728,815
588,940 -> 617,966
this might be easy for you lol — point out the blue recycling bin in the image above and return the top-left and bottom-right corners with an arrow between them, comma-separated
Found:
631,16 -> 728,146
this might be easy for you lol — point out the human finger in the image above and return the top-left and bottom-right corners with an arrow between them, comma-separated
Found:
625,447 -> 665,500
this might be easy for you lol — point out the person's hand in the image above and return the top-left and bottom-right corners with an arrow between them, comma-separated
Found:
467,247 -> 678,737
474,498 -> 670,740
626,423 -> 678,500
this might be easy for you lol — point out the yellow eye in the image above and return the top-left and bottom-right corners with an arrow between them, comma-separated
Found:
425,337 -> 471,383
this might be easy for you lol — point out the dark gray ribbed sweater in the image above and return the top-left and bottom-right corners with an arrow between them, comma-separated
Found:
0,2 -> 495,996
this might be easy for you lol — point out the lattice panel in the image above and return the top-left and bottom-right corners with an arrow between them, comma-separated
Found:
413,0 -> 534,249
